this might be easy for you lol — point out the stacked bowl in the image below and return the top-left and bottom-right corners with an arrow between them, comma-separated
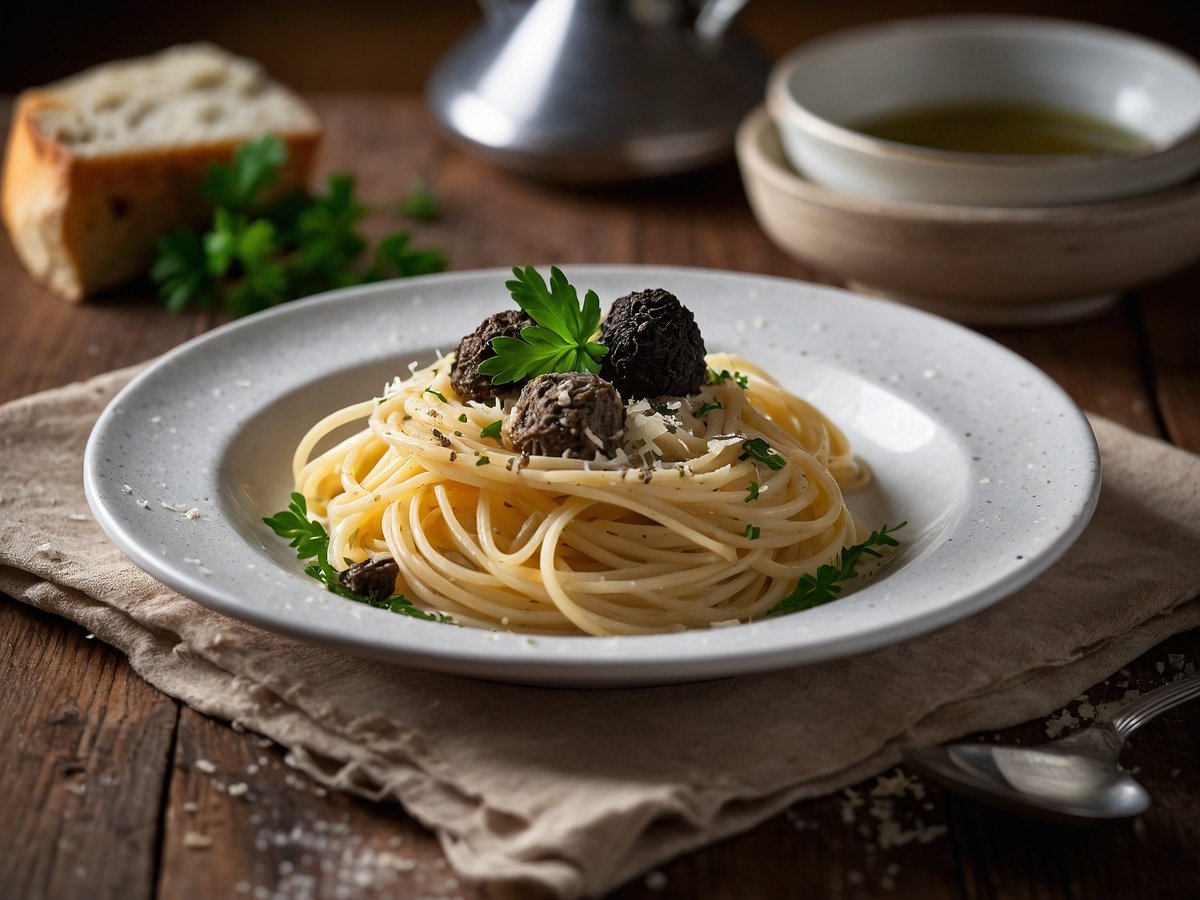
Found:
736,16 -> 1200,325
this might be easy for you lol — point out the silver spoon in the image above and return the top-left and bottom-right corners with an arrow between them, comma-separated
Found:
904,674 -> 1199,822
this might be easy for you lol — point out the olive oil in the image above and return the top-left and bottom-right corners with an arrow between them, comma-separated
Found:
853,102 -> 1153,155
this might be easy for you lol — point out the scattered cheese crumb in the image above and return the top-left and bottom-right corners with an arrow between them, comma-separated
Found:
228,782 -> 249,797
644,870 -> 668,891
185,507 -> 201,520
1045,708 -> 1079,738
183,831 -> 213,849
194,759 -> 217,774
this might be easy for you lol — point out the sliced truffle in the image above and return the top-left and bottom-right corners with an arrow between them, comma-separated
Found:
450,309 -> 535,402
599,288 -> 707,399
338,557 -> 399,601
508,372 -> 624,459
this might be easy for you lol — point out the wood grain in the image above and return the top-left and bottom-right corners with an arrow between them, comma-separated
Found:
0,602 -> 178,900
0,92 -> 1197,900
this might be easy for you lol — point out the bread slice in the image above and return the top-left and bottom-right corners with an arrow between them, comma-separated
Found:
2,44 -> 321,301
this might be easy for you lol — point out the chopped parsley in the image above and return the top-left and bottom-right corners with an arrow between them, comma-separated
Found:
476,456 -> 491,466
458,413 -> 469,423
693,401 -> 725,419
769,523 -> 906,615
746,481 -> 760,502
708,368 -> 749,389
740,437 -> 786,470
480,419 -> 504,442
744,523 -> 760,540
476,266 -> 608,384
649,401 -> 674,417
424,387 -> 447,403
263,492 -> 451,622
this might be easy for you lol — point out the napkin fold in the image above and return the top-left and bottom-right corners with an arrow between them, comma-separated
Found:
2,366 -> 1199,899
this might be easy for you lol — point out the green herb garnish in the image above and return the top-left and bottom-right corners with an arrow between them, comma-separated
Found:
476,456 -> 491,466
649,402 -> 674,417
153,135 -> 446,318
425,387 -> 447,403
708,368 -> 749,389
263,492 -> 451,622
769,522 -> 906,615
694,401 -> 725,419
477,266 -> 608,384
400,176 -> 440,222
740,437 -> 786,470
480,420 -> 504,442
746,481 -> 760,502
744,523 -> 760,540
458,413 -> 469,423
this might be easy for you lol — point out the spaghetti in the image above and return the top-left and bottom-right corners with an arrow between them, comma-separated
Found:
291,350 -> 871,636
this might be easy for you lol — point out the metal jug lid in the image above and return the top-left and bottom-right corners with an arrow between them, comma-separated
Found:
426,0 -> 771,182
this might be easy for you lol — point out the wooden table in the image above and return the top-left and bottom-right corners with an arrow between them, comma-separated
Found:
2,95 -> 1198,900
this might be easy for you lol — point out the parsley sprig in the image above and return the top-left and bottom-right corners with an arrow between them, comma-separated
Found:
263,492 -> 451,622
477,266 -> 608,384
152,136 -> 447,318
769,522 -> 906,615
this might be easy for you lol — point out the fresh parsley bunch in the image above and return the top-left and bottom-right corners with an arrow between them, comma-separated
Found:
152,136 -> 447,318
477,265 -> 608,383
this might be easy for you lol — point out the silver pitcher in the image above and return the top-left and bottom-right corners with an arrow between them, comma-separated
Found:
426,0 -> 770,182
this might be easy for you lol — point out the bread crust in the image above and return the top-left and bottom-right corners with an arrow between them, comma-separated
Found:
2,86 -> 320,301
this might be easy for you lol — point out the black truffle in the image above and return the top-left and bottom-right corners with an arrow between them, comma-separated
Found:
599,289 -> 707,399
508,372 -> 624,459
338,557 -> 399,601
450,309 -> 535,402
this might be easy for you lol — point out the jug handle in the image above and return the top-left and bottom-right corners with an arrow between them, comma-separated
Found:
694,0 -> 750,41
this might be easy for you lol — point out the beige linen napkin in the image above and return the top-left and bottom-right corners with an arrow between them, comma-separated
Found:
2,366 -> 1199,899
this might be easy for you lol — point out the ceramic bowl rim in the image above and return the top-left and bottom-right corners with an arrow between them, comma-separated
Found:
740,105 -> 1200,222
767,14 -> 1200,171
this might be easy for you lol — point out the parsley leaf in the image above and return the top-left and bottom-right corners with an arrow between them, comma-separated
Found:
769,522 -> 906,615
480,419 -> 504,442
151,229 -> 216,312
400,176 -> 440,221
746,481 -> 760,502
740,437 -> 787,470
694,400 -> 724,419
153,135 -> 446,317
263,492 -> 452,623
744,523 -> 760,540
201,135 -> 287,211
477,266 -> 608,384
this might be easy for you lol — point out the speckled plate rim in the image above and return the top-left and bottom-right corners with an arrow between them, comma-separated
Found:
84,266 -> 1101,687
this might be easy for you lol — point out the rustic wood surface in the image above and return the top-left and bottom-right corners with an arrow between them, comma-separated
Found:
1,93 -> 1198,900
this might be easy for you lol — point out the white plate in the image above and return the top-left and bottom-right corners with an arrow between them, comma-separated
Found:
84,266 -> 1101,687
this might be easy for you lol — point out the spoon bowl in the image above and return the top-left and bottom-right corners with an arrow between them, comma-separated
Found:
904,674 -> 1198,821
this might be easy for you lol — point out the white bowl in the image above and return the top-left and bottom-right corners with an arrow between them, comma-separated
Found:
737,106 -> 1200,326
767,16 -> 1200,206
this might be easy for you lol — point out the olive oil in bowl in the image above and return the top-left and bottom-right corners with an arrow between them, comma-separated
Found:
853,102 -> 1154,156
